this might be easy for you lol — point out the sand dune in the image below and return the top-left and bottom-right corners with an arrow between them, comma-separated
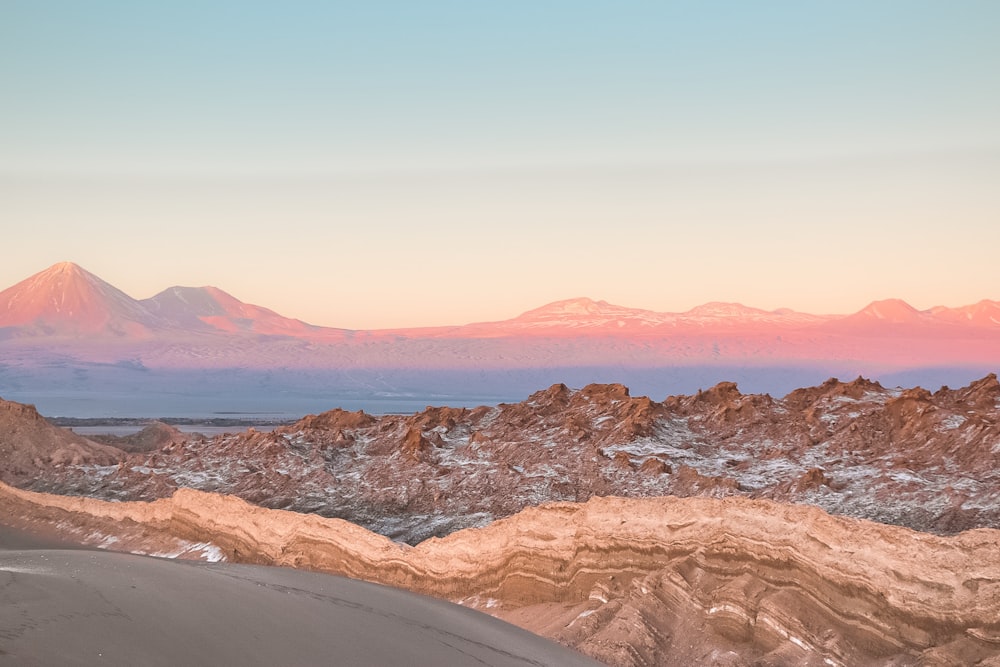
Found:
0,525 -> 600,667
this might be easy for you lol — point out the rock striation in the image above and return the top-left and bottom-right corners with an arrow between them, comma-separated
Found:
2,482 -> 998,667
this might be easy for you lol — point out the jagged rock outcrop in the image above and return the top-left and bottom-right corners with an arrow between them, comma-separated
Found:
88,420 -> 187,453
0,398 -> 124,484
13,374 -> 1000,543
2,482 -> 998,667
296,408 -> 377,431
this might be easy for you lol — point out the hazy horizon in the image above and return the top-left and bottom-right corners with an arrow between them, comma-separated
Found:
4,2 -> 999,328
3,259 -> 1000,331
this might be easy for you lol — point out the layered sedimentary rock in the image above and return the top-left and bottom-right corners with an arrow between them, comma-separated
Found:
23,375 -> 1000,543
2,482 -> 998,667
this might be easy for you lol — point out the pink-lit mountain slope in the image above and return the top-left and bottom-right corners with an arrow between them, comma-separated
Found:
441,298 -> 830,337
931,299 -> 1000,327
0,262 -> 165,337
4,263 -> 1000,342
0,263 -> 346,341
142,286 -> 346,339
817,298 -> 1000,344
499,295 -> 1000,333
1,263 -> 999,382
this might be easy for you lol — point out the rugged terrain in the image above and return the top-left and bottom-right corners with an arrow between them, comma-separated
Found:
86,420 -> 188,453
14,373 -> 1000,543
4,374 -> 1000,665
0,398 -> 123,484
2,482 -> 998,667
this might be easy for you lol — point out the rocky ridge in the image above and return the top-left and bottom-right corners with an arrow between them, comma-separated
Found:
22,374 -> 1000,543
0,398 -> 124,484
1,482 -> 998,667
87,421 -> 188,453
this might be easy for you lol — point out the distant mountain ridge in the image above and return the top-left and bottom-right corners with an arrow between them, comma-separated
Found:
143,285 -> 346,338
0,262 -> 340,339
1,262 -> 999,415
0,262 -> 166,337
1,262 -> 998,340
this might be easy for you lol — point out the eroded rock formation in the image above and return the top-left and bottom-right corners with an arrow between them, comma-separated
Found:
88,420 -> 187,453
19,375 -> 1000,543
2,482 -> 998,667
0,398 -> 124,484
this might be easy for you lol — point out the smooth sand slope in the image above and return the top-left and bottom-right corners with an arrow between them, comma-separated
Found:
0,527 -> 600,667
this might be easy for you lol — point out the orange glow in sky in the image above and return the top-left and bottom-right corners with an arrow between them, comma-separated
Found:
3,2 -> 999,328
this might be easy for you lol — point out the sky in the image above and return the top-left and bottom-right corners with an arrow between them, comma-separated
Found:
2,1 -> 999,329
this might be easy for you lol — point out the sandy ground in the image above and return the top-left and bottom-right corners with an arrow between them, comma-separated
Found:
0,527 -> 600,667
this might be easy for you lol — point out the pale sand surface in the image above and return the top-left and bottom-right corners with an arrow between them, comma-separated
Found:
0,527 -> 600,667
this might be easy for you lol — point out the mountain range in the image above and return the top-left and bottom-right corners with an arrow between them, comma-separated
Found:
0,262 -> 344,339
3,262 -> 1000,339
1,262 -> 998,416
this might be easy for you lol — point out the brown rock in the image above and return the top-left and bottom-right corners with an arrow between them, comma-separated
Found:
638,458 -> 671,475
15,374 -> 1000,543
0,398 -> 124,485
400,426 -> 435,463
297,408 -> 376,431
90,421 -> 186,453
611,451 -> 633,470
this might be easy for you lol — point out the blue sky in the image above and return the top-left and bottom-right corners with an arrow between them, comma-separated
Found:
2,1 -> 999,327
